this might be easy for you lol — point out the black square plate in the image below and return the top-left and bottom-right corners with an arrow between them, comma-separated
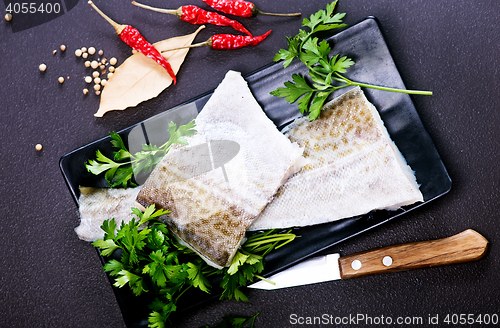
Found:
60,17 -> 451,328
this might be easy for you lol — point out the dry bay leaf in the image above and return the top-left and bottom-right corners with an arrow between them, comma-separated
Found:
94,25 -> 205,117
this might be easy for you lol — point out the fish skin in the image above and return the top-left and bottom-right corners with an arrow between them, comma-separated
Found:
250,87 -> 424,230
76,186 -> 142,241
137,71 -> 304,269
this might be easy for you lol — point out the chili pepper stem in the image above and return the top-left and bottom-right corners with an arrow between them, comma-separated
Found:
161,39 -> 212,52
88,1 -> 126,34
255,9 -> 301,17
131,1 -> 182,18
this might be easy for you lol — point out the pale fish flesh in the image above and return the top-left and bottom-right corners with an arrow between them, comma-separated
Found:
250,87 -> 424,230
136,71 -> 304,269
76,186 -> 141,241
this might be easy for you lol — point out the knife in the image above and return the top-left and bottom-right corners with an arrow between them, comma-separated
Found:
248,229 -> 488,290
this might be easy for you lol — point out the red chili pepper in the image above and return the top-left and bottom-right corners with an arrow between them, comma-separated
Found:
88,1 -> 177,84
210,30 -> 271,49
202,0 -> 301,18
132,1 -> 252,37
162,30 -> 271,52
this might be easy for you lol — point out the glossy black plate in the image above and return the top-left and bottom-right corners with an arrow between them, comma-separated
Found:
60,17 -> 451,327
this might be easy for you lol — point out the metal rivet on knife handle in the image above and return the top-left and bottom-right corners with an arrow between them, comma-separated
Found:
382,256 -> 393,267
351,259 -> 362,270
338,229 -> 489,280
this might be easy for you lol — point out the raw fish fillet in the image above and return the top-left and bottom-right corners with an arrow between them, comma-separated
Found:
76,186 -> 141,241
250,87 -> 423,230
136,71 -> 304,269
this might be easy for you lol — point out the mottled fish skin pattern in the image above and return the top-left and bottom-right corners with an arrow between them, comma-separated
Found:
250,87 -> 424,230
137,71 -> 304,269
76,186 -> 142,241
139,174 -> 255,267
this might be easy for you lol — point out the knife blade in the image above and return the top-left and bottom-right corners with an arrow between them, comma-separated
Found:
248,229 -> 488,290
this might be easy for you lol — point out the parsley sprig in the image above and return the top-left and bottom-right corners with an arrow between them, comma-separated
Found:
85,120 -> 197,187
271,1 -> 432,121
93,206 -> 295,327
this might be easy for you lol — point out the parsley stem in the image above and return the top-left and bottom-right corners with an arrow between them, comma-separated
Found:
243,234 -> 295,248
333,73 -> 433,95
175,285 -> 192,303
254,274 -> 276,285
274,235 -> 297,249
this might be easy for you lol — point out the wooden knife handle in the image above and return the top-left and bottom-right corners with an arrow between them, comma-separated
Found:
338,229 -> 488,279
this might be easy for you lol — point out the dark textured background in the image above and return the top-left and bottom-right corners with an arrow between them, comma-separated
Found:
1,0 -> 499,327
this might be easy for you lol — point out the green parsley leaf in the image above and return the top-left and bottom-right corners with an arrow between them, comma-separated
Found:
233,288 -> 249,302
109,132 -> 131,161
148,228 -> 166,249
148,311 -> 166,328
109,131 -> 127,151
301,37 -> 321,57
108,166 -> 135,188
169,120 -> 197,145
114,269 -> 147,295
92,239 -> 119,257
303,1 -> 346,34
270,74 -> 314,104
85,150 -> 120,175
274,38 -> 300,68
242,253 -> 261,266
220,273 -> 247,301
85,120 -> 197,188
296,91 -> 314,115
302,7 -> 325,31
299,50 -> 321,66
227,251 -> 249,275
309,91 -> 332,121
187,262 -> 211,293
103,259 -> 124,276
100,218 -> 117,239
330,54 -> 355,73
